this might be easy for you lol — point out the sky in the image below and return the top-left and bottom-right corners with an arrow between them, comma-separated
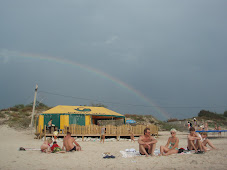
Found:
0,0 -> 227,121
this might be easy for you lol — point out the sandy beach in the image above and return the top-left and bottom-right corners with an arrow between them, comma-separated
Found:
0,125 -> 226,170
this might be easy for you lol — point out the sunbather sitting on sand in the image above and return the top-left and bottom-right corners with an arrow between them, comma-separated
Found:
40,138 -> 52,153
159,128 -> 179,156
187,127 -> 205,153
200,132 -> 217,150
138,127 -> 157,157
62,132 -> 81,152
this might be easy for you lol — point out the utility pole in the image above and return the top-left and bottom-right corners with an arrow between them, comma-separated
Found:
30,84 -> 38,127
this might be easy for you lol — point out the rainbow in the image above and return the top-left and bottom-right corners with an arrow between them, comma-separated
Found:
1,50 -> 170,120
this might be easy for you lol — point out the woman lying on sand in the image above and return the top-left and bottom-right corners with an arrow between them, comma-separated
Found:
159,128 -> 179,156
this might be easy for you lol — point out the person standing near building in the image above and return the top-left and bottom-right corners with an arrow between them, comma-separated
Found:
100,126 -> 106,143
48,119 -> 53,133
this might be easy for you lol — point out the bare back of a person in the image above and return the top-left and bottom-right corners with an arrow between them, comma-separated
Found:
63,136 -> 75,151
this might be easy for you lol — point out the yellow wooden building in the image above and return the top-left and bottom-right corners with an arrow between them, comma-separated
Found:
36,105 -> 125,132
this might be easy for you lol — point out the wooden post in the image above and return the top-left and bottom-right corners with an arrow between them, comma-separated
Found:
44,125 -> 46,141
39,125 -> 41,139
30,84 -> 38,127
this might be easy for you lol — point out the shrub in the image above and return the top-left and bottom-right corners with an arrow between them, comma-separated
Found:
8,116 -> 30,128
224,111 -> 227,117
198,110 -> 223,120
10,107 -> 19,112
0,112 -> 6,118
21,107 -> 32,112
159,122 -> 180,131
14,104 -> 25,109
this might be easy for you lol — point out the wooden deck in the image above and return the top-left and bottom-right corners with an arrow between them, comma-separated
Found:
36,124 -> 158,140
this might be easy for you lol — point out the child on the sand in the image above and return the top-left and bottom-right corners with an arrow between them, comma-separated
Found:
159,128 -> 179,156
51,141 -> 65,153
200,132 -> 217,150
40,138 -> 52,153
53,127 -> 59,142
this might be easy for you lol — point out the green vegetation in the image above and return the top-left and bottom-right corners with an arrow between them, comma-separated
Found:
224,111 -> 227,117
1,103 -> 226,131
197,110 -> 227,126
0,112 -> 6,118
158,121 -> 183,131
198,110 -> 224,120
8,113 -> 31,128
0,102 -> 51,128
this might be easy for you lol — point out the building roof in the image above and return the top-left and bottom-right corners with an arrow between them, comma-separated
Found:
43,105 -> 125,117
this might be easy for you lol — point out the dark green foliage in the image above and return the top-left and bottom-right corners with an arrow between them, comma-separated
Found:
224,111 -> 227,117
36,101 -> 49,109
21,107 -> 32,112
26,101 -> 50,110
9,107 -> 19,112
14,104 -> 25,109
198,110 -> 223,120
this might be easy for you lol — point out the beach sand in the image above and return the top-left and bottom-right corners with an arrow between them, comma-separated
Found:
0,125 -> 226,170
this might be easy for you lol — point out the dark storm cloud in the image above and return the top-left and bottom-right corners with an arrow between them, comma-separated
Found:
0,0 -> 227,120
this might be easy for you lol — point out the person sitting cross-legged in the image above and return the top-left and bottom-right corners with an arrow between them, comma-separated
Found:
159,128 -> 179,156
138,127 -> 157,157
187,127 -> 205,153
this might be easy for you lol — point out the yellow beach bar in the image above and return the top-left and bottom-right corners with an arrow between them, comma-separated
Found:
36,105 -> 158,139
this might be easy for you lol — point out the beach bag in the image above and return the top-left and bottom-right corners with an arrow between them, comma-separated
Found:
178,148 -> 185,153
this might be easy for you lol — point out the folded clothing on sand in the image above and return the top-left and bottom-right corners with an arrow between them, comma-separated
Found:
120,151 -> 141,158
125,148 -> 136,152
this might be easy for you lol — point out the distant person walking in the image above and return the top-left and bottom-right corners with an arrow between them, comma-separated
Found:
218,125 -> 221,136
193,118 -> 197,126
187,121 -> 191,130
204,122 -> 208,131
100,126 -> 106,143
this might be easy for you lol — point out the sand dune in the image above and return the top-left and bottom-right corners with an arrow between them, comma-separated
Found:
0,125 -> 226,170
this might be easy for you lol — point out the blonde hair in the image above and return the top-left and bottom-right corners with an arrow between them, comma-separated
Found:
170,128 -> 177,133
201,132 -> 208,136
